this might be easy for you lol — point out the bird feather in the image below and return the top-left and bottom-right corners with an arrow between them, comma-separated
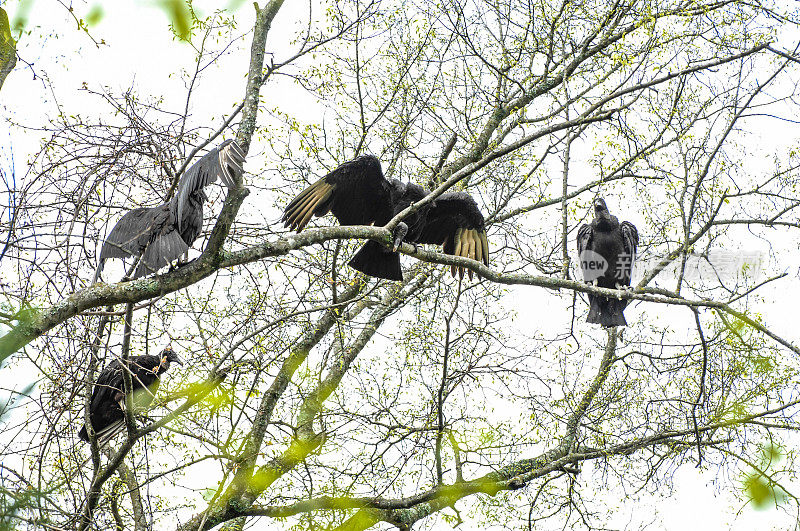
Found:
282,155 -> 490,281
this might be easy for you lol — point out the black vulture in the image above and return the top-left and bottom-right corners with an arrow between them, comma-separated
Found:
282,154 -> 489,281
577,198 -> 639,327
78,346 -> 182,446
92,140 -> 245,282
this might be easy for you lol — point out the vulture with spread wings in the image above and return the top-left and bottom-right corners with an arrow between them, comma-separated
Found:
92,140 -> 245,282
577,198 -> 639,327
282,155 -> 489,281
78,347 -> 182,447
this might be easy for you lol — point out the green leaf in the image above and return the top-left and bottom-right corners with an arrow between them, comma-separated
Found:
0,7 -> 16,91
8,0 -> 35,38
744,474 -> 771,508
85,5 -> 104,27
762,444 -> 783,466
743,473 -> 785,510
157,0 -> 193,42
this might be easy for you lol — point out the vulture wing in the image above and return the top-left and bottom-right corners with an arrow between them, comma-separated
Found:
576,223 -> 594,282
79,355 -> 164,446
282,155 -> 394,231
79,359 -> 124,444
618,221 -> 639,286
95,204 -> 187,281
172,140 -> 245,234
99,207 -> 163,261
90,360 -> 125,412
415,191 -> 489,279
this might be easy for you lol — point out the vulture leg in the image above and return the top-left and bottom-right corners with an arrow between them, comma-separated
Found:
120,253 -> 144,282
121,260 -> 139,282
93,251 -> 138,283
392,222 -> 409,252
177,249 -> 190,266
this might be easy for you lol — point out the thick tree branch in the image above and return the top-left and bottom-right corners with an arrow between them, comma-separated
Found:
178,275 -> 429,530
2,216 -> 795,366
236,0 -> 286,157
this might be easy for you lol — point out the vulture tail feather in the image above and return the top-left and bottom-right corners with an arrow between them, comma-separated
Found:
587,295 -> 627,327
348,241 -> 403,281
96,419 -> 125,447
134,232 -> 189,279
78,419 -> 125,447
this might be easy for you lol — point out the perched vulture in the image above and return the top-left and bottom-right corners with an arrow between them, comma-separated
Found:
92,140 -> 245,282
282,154 -> 489,281
78,347 -> 182,446
577,198 -> 639,327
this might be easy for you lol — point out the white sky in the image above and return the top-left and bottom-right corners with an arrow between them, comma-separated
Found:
2,1 -> 799,529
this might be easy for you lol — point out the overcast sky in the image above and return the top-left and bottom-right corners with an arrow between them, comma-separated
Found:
2,1 -> 800,529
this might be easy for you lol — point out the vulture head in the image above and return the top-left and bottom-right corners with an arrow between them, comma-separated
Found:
390,178 -> 407,195
356,154 -> 382,174
593,197 -> 611,220
158,346 -> 183,373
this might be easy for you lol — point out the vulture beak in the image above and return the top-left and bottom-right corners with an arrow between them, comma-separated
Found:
162,346 -> 183,366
